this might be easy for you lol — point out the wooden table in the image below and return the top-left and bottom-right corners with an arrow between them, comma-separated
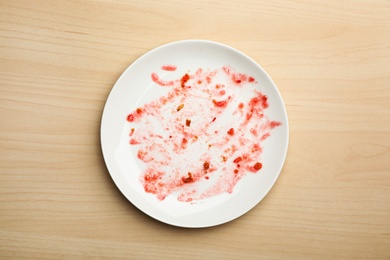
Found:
1,0 -> 389,258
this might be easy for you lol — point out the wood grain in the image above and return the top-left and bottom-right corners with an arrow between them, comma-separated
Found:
1,0 -> 389,258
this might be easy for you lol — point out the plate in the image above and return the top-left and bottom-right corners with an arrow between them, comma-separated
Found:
101,40 -> 288,228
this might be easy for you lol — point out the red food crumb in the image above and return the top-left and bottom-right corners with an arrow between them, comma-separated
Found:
248,77 -> 255,82
127,114 -> 135,122
252,143 -> 261,152
238,103 -> 244,109
177,104 -> 184,111
182,172 -> 194,183
232,73 -> 247,84
234,169 -> 239,174
233,156 -> 242,163
181,138 -> 188,149
186,119 -> 191,127
129,128 -> 135,136
144,183 -> 157,193
203,161 -> 210,171
180,73 -> 190,88
137,150 -> 146,160
129,138 -> 140,145
212,98 -> 228,108
227,128 -> 234,136
253,162 -> 262,171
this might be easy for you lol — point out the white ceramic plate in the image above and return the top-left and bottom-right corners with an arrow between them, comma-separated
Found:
101,40 -> 288,228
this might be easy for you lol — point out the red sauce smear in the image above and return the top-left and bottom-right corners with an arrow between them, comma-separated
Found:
151,73 -> 175,86
126,66 -> 281,202
162,65 -> 177,71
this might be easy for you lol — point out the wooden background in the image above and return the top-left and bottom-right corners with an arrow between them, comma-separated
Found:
1,0 -> 389,258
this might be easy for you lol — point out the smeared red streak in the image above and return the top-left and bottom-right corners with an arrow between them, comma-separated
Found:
129,128 -> 134,136
241,92 -> 269,126
261,133 -> 270,141
249,94 -> 268,109
151,73 -> 175,86
246,112 -> 253,121
162,65 -> 177,71
270,121 -> 282,129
